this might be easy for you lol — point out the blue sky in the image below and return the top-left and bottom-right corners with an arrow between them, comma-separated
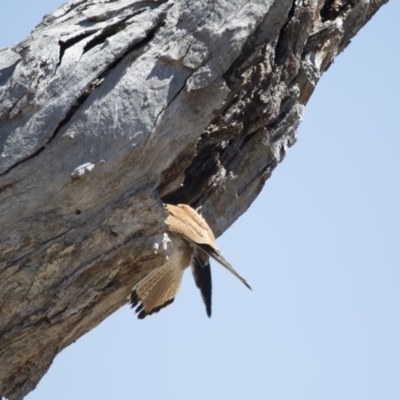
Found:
1,1 -> 399,399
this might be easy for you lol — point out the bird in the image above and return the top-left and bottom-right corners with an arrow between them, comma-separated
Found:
129,203 -> 251,319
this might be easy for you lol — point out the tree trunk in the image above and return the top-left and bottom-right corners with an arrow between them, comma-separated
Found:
0,0 -> 388,398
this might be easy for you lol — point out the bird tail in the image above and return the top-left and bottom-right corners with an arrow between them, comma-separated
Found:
129,264 -> 184,319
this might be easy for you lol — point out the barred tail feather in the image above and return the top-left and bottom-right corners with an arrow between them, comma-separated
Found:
129,264 -> 184,319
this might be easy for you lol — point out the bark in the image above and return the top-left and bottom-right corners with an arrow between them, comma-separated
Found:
0,0 -> 388,398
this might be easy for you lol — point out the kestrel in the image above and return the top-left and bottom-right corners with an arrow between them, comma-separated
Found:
129,203 -> 251,319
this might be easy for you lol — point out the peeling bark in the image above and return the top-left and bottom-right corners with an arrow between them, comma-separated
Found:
0,0 -> 388,398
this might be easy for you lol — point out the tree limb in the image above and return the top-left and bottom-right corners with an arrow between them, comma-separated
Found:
0,0 -> 388,398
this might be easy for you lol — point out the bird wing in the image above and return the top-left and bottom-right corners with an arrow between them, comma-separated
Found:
165,203 -> 216,244
166,203 -> 251,291
196,243 -> 252,290
190,249 -> 212,317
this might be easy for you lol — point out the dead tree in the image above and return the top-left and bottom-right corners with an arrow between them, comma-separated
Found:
0,0 -> 388,399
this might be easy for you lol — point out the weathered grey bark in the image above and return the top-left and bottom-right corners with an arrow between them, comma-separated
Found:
0,0 -> 388,398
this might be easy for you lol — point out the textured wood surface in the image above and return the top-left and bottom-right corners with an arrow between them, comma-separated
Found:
0,0 -> 388,398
